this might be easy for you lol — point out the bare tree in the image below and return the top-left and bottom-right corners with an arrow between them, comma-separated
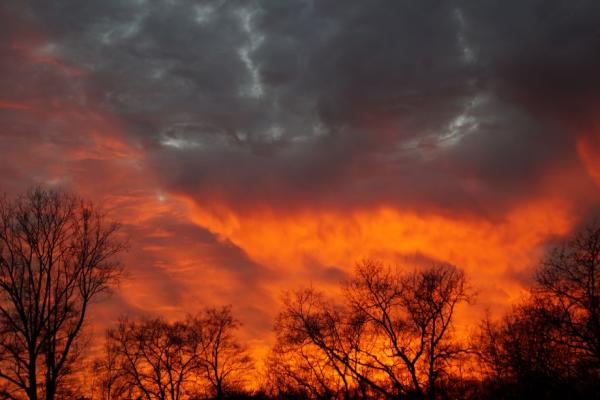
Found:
105,316 -> 202,400
475,303 -> 576,399
193,306 -> 253,400
92,330 -> 132,400
0,188 -> 124,400
472,223 -> 600,399
268,289 -> 367,400
99,307 -> 252,400
535,223 -> 600,368
347,261 -> 470,400
270,261 -> 471,400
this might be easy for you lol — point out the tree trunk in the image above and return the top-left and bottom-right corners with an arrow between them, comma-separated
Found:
28,353 -> 37,400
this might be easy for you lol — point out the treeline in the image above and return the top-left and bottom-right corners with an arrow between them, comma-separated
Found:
92,306 -> 252,400
1,189 -> 599,399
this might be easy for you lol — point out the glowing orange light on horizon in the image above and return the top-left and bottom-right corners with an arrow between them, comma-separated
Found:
178,195 -> 573,313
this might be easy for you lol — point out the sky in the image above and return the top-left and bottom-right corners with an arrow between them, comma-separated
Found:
1,0 -> 600,355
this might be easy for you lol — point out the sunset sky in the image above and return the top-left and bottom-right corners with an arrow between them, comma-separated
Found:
1,0 -> 600,355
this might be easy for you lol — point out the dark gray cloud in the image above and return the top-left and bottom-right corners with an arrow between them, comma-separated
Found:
3,0 -> 600,217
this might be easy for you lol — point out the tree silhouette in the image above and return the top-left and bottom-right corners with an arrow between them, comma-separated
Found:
267,288 -> 366,400
475,303 -> 575,399
475,223 -> 600,399
0,188 -> 124,400
96,307 -> 252,400
92,330 -> 131,400
535,223 -> 600,369
101,316 -> 202,400
346,261 -> 470,400
270,261 -> 471,400
193,307 -> 253,400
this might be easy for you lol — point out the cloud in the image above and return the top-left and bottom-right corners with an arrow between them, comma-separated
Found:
28,0 -> 598,215
2,0 -> 600,349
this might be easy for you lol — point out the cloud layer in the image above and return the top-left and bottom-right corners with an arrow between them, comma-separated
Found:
1,0 -> 600,349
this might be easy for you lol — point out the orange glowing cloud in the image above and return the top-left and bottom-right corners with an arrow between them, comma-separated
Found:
179,195 -> 574,325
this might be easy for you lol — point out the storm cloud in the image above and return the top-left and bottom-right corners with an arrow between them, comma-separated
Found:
3,0 -> 599,213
